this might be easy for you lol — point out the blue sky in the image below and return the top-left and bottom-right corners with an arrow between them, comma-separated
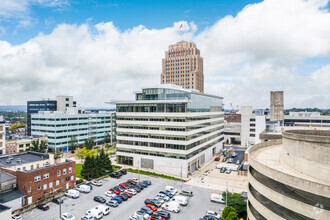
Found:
0,0 -> 329,108
1,0 -> 262,45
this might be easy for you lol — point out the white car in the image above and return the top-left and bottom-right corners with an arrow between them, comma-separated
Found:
125,188 -> 137,195
105,191 -> 116,197
129,214 -> 144,220
154,196 -> 165,204
80,215 -> 94,220
132,178 -> 139,182
134,211 -> 149,220
206,210 -> 221,219
12,215 -> 23,220
92,180 -> 102,186
61,213 -> 75,220
157,193 -> 170,201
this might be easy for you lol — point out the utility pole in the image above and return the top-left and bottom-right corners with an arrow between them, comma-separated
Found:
180,164 -> 183,191
226,180 -> 228,206
59,195 -> 62,218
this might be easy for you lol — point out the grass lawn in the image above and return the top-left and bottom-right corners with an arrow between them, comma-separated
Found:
76,164 -> 83,179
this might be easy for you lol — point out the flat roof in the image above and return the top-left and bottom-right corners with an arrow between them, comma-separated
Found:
0,171 -> 16,183
108,99 -> 191,105
0,190 -> 25,203
0,152 -> 49,168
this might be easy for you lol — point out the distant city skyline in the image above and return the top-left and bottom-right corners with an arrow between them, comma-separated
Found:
0,0 -> 329,109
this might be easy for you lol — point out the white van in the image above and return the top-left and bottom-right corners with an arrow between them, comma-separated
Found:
64,189 -> 80,199
95,204 -> 110,215
165,185 -> 178,194
210,192 -> 225,203
86,207 -> 103,219
171,195 -> 188,206
161,201 -> 181,213
76,184 -> 91,193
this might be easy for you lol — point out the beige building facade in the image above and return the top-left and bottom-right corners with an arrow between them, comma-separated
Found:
161,41 -> 204,92
5,136 -> 48,154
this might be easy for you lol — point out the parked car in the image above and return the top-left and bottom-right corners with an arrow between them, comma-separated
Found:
127,179 -> 137,185
199,215 -> 218,220
150,215 -> 165,220
61,213 -> 75,220
65,189 -> 80,198
236,160 -> 240,165
52,197 -> 64,204
140,206 -> 154,215
106,200 -> 118,207
109,188 -> 120,194
80,215 -> 94,220
210,192 -> 225,203
159,191 -> 174,198
134,211 -> 149,220
11,215 -> 22,220
110,173 -> 120,179
130,214 -> 144,220
165,186 -> 177,194
37,204 -> 49,211
93,196 -> 106,204
92,180 -> 102,186
226,168 -> 232,174
205,210 -> 221,219
119,183 -> 129,189
133,186 -> 142,192
125,188 -> 137,195
118,194 -> 128,201
214,157 -> 220,161
146,204 -> 158,212
227,158 -> 233,163
122,192 -> 132,198
142,180 -> 151,185
105,191 -> 116,197
179,190 -> 193,197
86,184 -> 93,190
144,199 -> 161,208
138,182 -> 147,188
111,196 -> 123,204
161,201 -> 180,213
231,152 -> 237,157
154,210 -> 170,220
220,167 -> 226,173
157,193 -> 170,201
95,204 -> 110,215
132,178 -> 139,182
114,186 -> 125,192
119,169 -> 127,175
76,185 -> 91,193
86,207 -> 103,220
154,197 -> 165,204
171,196 -> 188,206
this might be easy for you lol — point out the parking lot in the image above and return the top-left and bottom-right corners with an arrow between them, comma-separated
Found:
22,173 -> 225,220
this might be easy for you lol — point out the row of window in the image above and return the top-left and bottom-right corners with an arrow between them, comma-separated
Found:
32,176 -> 74,192
34,167 -> 72,182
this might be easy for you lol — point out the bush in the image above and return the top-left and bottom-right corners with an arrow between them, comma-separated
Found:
222,192 -> 247,214
126,168 -> 181,181
76,179 -> 84,184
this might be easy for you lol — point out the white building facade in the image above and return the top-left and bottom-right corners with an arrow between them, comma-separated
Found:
31,110 -> 115,150
111,85 -> 224,178
0,116 -> 6,155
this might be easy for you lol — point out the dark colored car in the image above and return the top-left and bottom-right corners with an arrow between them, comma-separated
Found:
114,186 -> 124,192
140,206 -> 154,215
121,169 -> 127,175
118,194 -> 128,201
127,179 -> 137,185
154,210 -> 171,219
199,215 -> 218,220
138,182 -> 147,188
159,191 -> 174,198
144,199 -> 161,208
142,180 -> 151,185
106,200 -> 118,207
122,192 -> 132,198
93,196 -> 106,203
111,196 -> 123,204
52,197 -> 64,204
115,171 -> 123,177
110,173 -> 120,179
220,167 -> 226,173
151,215 -> 165,220
132,186 -> 141,193
37,204 -> 49,211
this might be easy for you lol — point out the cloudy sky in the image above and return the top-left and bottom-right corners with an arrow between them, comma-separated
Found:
0,0 -> 329,109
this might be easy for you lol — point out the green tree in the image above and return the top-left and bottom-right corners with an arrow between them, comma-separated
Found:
30,139 -> 48,153
75,147 -> 87,162
99,148 -> 113,173
221,206 -> 238,220
68,136 -> 79,151
222,192 -> 247,214
83,138 -> 95,150
81,155 -> 98,179
53,148 -> 62,161
103,132 -> 111,143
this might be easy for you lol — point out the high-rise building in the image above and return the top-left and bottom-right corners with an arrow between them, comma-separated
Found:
56,95 -> 77,112
270,91 -> 284,121
0,116 -> 5,154
161,41 -> 204,92
110,84 -> 224,178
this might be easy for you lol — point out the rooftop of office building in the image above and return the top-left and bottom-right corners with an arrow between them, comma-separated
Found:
0,152 -> 50,168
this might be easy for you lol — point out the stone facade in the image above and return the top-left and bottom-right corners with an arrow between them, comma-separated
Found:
270,91 -> 284,121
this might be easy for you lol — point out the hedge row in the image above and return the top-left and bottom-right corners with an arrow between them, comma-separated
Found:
125,168 -> 181,181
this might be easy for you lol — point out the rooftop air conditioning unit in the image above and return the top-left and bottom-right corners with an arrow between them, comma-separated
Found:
44,162 -> 50,167
6,159 -> 11,163
16,158 -> 21,162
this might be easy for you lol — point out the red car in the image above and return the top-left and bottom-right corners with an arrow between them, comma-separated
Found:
127,179 -> 137,185
37,204 -> 49,211
119,183 -> 129,189
123,192 -> 132,198
109,188 -> 120,194
150,216 -> 165,220
146,204 -> 158,212
214,157 -> 221,161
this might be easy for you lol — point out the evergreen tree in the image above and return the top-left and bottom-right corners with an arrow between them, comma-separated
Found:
81,156 -> 94,179
31,139 -> 48,153
103,132 -> 111,143
100,148 -> 113,173
95,154 -> 104,177
68,136 -> 79,151
84,138 -> 95,150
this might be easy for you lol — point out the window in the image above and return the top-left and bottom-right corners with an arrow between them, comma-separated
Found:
17,168 -> 21,171
31,165 -> 34,170
37,186 -> 41,190
28,187 -> 31,193
71,176 -> 74,181
49,182 -> 53,188
56,180 -> 60,186
63,168 -> 67,175
43,184 -> 47,190
69,167 -> 72,173
43,173 -> 49,179
57,170 -> 61,176
34,176 -> 41,182
23,167 -> 26,171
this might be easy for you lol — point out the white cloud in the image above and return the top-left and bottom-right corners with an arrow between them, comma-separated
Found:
0,0 -> 329,109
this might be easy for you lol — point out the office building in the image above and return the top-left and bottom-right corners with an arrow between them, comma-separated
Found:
56,96 -> 77,112
270,91 -> 284,121
5,136 -> 48,154
0,152 -> 76,205
31,109 -> 115,150
224,113 -> 241,145
284,112 -> 330,127
248,129 -> 330,219
111,84 -> 224,178
0,117 -> 5,155
27,99 -> 57,136
161,41 -> 204,92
